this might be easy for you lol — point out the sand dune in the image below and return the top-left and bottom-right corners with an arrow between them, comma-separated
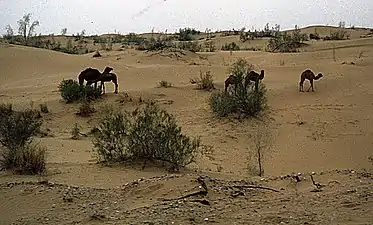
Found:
0,26 -> 372,224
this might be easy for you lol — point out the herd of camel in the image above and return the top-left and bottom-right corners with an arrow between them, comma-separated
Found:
77,66 -> 323,94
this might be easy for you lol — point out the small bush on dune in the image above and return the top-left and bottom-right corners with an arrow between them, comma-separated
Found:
58,79 -> 84,103
39,103 -> 49,113
158,80 -> 172,88
190,71 -> 215,91
12,143 -> 46,175
209,58 -> 268,118
93,101 -> 200,171
76,100 -> 96,117
0,103 -> 45,174
58,79 -> 102,103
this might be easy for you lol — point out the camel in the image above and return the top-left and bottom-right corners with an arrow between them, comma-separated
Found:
299,69 -> 323,92
224,69 -> 265,92
244,69 -> 265,91
88,72 -> 119,94
224,74 -> 237,92
78,66 -> 113,90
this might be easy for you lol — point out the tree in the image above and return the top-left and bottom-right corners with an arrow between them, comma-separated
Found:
61,28 -> 67,35
5,25 -> 14,37
17,13 -> 39,45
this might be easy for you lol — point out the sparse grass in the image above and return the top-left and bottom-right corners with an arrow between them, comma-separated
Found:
116,92 -> 133,104
12,143 -> 46,175
93,101 -> 201,171
39,103 -> 49,113
158,80 -> 172,88
76,100 -> 96,117
358,50 -> 364,59
71,123 -> 80,140
190,70 -> 215,91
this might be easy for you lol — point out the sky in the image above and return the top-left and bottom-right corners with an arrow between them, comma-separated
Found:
0,0 -> 372,36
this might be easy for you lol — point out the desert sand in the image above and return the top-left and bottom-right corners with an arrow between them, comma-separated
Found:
0,26 -> 372,224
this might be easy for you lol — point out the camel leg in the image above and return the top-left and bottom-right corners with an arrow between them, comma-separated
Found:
255,80 -> 259,92
114,82 -> 118,94
306,80 -> 313,92
310,80 -> 314,92
102,82 -> 106,94
299,82 -> 303,92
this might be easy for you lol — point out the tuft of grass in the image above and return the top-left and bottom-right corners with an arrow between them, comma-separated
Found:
76,100 -> 96,117
12,143 -> 46,175
71,123 -> 80,140
190,70 -> 215,91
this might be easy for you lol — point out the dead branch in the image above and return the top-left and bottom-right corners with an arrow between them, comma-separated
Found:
310,174 -> 326,189
160,176 -> 209,202
228,185 -> 280,192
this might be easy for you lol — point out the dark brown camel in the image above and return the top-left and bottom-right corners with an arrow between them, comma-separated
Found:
299,69 -> 323,92
89,72 -> 119,94
78,66 -> 113,90
244,69 -> 265,91
224,69 -> 265,92
224,74 -> 237,92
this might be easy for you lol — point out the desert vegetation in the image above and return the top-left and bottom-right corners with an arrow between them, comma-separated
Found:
209,58 -> 267,118
0,103 -> 46,175
92,101 -> 201,172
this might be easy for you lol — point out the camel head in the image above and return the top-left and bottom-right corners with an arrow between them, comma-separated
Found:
259,70 -> 265,80
316,73 -> 323,80
103,66 -> 114,74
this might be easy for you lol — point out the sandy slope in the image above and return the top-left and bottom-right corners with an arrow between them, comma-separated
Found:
0,28 -> 373,224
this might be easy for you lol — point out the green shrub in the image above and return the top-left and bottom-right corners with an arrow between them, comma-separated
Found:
209,58 -> 267,118
266,25 -> 308,52
58,79 -> 84,103
221,42 -> 240,51
58,79 -> 102,103
92,101 -> 200,171
0,103 -> 45,174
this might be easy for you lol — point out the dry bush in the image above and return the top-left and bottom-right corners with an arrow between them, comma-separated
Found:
71,123 -> 80,140
248,124 -> 273,176
39,103 -> 49,113
190,70 -> 215,91
158,80 -> 172,88
209,58 -> 267,118
0,103 -> 45,174
116,92 -> 133,104
12,143 -> 46,175
76,100 -> 96,117
92,101 -> 200,171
